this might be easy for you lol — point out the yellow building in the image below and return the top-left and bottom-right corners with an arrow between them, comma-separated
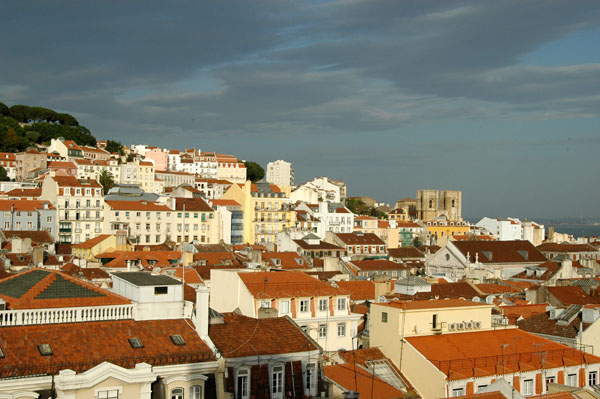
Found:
354,216 -> 400,248
221,180 -> 295,245
423,218 -> 470,246
136,161 -> 155,193
71,233 -> 131,261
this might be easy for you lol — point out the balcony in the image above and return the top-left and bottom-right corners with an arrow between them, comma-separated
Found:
59,227 -> 71,233
0,304 -> 134,326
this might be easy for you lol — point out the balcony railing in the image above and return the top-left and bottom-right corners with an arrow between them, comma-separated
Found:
0,304 -> 134,327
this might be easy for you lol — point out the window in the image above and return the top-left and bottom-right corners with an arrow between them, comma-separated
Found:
452,388 -> 464,397
154,286 -> 168,295
305,363 -> 317,396
38,343 -> 53,356
128,338 -> 144,348
171,388 -> 184,399
337,322 -> 346,337
260,300 -> 271,308
191,385 -> 202,399
318,324 -> 327,338
300,299 -> 309,312
523,379 -> 533,395
568,373 -> 577,387
589,371 -> 597,386
280,300 -> 290,315
337,297 -> 346,311
546,376 -> 555,389
382,312 -> 388,323
170,334 -> 186,346
237,368 -> 250,399
318,298 -> 328,312
97,390 -> 119,399
271,365 -> 284,399
432,314 -> 438,329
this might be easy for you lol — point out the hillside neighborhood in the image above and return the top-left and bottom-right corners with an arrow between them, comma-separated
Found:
0,139 -> 598,399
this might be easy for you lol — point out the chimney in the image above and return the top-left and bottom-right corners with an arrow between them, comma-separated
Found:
195,285 -> 210,337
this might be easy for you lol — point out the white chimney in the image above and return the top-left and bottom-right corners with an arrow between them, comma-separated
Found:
195,285 -> 210,337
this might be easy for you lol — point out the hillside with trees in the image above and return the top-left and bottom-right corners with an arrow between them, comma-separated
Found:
0,101 -> 96,152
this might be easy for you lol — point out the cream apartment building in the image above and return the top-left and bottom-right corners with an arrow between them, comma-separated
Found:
41,175 -> 104,244
210,270 -> 362,352
221,180 -> 295,245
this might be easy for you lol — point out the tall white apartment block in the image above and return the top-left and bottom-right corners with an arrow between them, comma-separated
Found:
266,160 -> 294,187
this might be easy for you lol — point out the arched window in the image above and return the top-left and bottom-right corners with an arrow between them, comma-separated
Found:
452,199 -> 455,207
171,388 -> 184,399
429,199 -> 433,208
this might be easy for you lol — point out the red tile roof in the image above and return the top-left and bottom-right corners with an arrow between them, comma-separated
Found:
262,252 -> 310,270
105,200 -> 170,211
518,311 -> 588,339
96,250 -> 182,269
476,283 -> 521,294
71,234 -> 113,249
211,199 -> 240,207
388,247 -> 424,259
0,268 -> 130,309
545,286 -> 600,306
52,176 -> 101,188
5,188 -> 42,198
336,232 -> 386,245
0,200 -> 54,211
193,252 -> 242,267
537,243 -> 598,253
239,271 -> 348,299
379,299 -> 489,310
406,329 -> 600,380
349,259 -> 412,271
175,197 -> 213,212
336,280 -> 375,301
452,240 -> 547,263
209,313 -> 318,357
0,318 -> 214,378
2,230 -> 53,244
324,363 -> 406,399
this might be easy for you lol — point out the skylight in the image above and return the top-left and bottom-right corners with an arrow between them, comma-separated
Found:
128,337 -> 144,348
170,334 -> 186,346
38,343 -> 53,356
0,346 -> 4,358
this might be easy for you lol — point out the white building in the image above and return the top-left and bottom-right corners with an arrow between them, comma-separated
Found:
295,202 -> 354,238
476,217 -> 545,245
291,177 -> 345,203
266,160 -> 294,187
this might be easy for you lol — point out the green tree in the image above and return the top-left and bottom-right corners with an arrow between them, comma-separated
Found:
244,161 -> 265,182
412,236 -> 423,247
0,166 -> 9,182
98,170 -> 115,194
0,102 -> 9,117
105,140 -> 124,155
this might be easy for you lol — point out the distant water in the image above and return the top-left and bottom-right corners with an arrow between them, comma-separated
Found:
551,224 -> 600,239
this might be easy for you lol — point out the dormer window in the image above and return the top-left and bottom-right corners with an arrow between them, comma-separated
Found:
38,344 -> 53,356
128,337 -> 144,348
170,335 -> 186,346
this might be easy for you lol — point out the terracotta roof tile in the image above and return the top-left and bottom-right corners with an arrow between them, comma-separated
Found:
537,243 -> 598,253
71,234 -> 113,249
324,363 -> 406,399
239,271 -> 348,299
3,230 -> 53,244
262,252 -> 310,270
336,232 -> 386,245
388,247 -> 424,259
407,329 -> 600,380
336,281 -> 375,301
0,268 -> 130,309
546,286 -> 600,306
209,313 -> 317,357
0,199 -> 55,211
0,319 -> 214,378
175,197 -> 213,212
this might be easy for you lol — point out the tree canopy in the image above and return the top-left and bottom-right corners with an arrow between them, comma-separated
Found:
98,170 -> 115,193
0,102 -> 96,152
345,198 -> 388,218
244,161 -> 265,182
105,140 -> 124,155
0,166 -> 9,182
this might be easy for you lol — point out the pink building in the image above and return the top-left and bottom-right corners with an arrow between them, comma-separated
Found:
144,147 -> 168,171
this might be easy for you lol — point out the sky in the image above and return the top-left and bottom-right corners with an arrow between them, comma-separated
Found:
1,1 -> 599,219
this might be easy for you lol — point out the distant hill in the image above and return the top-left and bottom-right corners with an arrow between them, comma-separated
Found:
0,101 -> 96,152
